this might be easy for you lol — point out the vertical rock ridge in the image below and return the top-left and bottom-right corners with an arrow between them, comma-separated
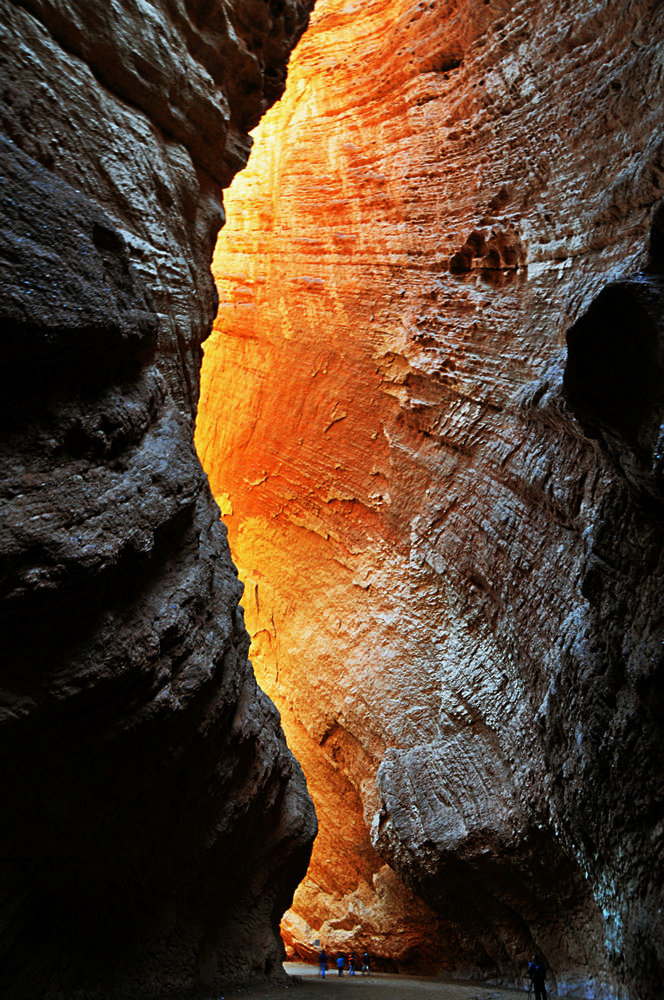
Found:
0,0 -> 316,996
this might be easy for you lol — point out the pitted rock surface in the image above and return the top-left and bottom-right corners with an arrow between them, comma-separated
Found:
196,1 -> 664,996
0,0 -> 315,997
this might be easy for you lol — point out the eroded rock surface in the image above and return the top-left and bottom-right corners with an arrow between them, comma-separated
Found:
0,1 -> 315,997
196,1 -> 664,996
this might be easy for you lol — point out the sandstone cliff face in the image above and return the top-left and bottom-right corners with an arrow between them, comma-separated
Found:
196,1 -> 664,996
0,1 -> 315,997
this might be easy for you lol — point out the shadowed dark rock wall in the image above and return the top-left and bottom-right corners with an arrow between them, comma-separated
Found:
0,1 -> 315,997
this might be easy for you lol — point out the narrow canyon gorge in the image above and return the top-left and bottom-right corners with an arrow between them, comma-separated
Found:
196,1 -> 664,998
0,1 -> 662,999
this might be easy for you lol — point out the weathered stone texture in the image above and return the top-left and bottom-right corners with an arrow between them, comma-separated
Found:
196,0 -> 664,995
0,0 -> 315,997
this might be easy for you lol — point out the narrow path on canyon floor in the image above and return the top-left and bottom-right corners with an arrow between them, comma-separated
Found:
225,963 -> 528,1000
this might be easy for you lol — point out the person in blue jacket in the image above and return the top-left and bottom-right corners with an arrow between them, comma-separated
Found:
527,955 -> 548,1000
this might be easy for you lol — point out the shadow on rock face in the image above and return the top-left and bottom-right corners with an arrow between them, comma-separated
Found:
0,0 -> 317,991
563,208 -> 664,501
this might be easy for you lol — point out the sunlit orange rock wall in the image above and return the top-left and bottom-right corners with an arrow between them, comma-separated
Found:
197,0 -> 664,996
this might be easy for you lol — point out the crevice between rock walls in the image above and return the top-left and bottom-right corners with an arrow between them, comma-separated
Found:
0,1 -> 316,997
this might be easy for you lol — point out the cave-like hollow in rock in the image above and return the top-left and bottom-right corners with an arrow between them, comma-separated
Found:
195,1 -> 664,999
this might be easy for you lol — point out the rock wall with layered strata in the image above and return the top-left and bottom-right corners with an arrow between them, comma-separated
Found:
0,1 -> 315,997
196,1 -> 664,996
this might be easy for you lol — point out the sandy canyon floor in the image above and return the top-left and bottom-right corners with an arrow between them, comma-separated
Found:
221,963 -> 529,1000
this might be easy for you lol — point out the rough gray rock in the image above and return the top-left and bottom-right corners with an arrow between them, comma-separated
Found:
0,0 -> 315,996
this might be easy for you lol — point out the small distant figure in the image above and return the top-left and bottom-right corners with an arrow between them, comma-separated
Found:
349,953 -> 357,976
336,955 -> 345,976
319,949 -> 328,978
361,953 -> 370,975
527,955 -> 548,1000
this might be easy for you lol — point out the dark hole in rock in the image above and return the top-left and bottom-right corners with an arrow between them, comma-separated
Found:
647,201 -> 664,273
92,221 -> 125,253
465,229 -> 487,255
563,283 -> 663,446
449,247 -> 473,273
435,55 -> 463,73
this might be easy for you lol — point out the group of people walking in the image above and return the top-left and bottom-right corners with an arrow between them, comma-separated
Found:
318,950 -> 370,978
317,947 -> 547,995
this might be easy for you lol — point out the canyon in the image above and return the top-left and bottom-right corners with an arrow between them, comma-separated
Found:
0,0 -> 662,999
196,0 -> 664,998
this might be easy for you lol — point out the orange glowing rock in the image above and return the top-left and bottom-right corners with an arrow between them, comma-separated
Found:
196,0 -> 664,989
